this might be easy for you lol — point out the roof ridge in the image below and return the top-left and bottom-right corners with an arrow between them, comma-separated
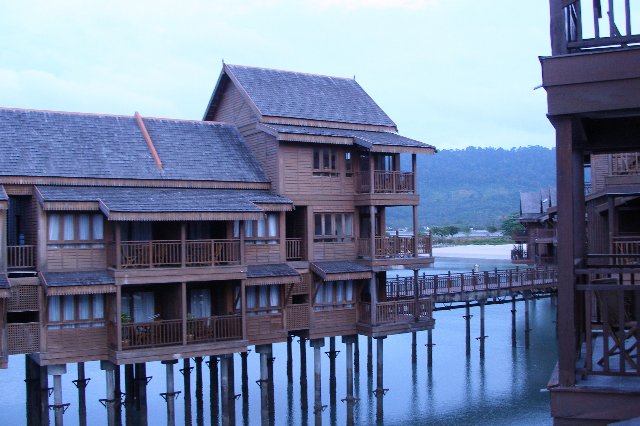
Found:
225,63 -> 355,81
0,107 -> 234,126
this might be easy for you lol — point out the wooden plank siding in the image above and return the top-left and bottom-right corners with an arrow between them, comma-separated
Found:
245,313 -> 287,345
244,243 -> 282,264
242,130 -> 281,194
281,144 -> 355,196
210,81 -> 259,129
309,308 -> 357,338
313,241 -> 357,261
47,247 -> 106,271
591,154 -> 610,193
44,327 -> 109,361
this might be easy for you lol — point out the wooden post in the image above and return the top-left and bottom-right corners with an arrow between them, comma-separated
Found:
239,219 -> 245,265
549,0 -> 568,55
279,211 -> 286,262
181,282 -> 187,345
369,154 -> 375,194
412,153 -> 417,193
412,205 -> 419,257
413,269 -> 419,320
180,223 -> 186,268
306,206 -> 314,262
116,286 -> 122,351
369,205 -> 376,259
241,280 -> 247,341
370,276 -> 377,325
37,203 -> 48,271
115,222 -> 121,269
0,210 -> 7,272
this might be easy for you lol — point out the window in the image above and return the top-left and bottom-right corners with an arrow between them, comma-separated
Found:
313,147 -> 338,176
47,294 -> 105,329
121,292 -> 156,323
345,151 -> 353,176
188,289 -> 212,319
314,280 -> 354,310
314,213 -> 353,242
246,285 -> 281,315
48,213 -> 105,248
233,213 -> 279,244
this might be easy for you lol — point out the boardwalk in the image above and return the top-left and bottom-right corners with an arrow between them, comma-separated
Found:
385,266 -> 558,304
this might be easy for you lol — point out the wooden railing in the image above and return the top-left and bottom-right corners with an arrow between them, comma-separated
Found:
576,277 -> 639,377
117,239 -> 241,269
611,153 -> 640,176
553,0 -> 640,54
354,171 -> 415,194
7,245 -> 36,269
358,300 -> 432,325
610,239 -> 640,265
286,238 -> 305,261
187,314 -> 242,343
121,319 -> 182,349
358,235 -> 431,259
385,267 -> 558,298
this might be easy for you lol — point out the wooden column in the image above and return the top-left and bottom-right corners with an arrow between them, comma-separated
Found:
114,222 -> 121,269
608,196 -> 615,255
37,203 -> 47,271
279,211 -> 286,262
369,154 -> 375,194
116,286 -> 122,351
241,280 -> 247,340
549,0 -> 568,55
369,275 -> 377,325
239,219 -> 245,265
554,117 -> 585,386
413,206 -> 419,258
180,223 -> 186,268
369,205 -> 376,260
0,210 -> 7,272
181,282 -> 187,346
306,206 -> 314,262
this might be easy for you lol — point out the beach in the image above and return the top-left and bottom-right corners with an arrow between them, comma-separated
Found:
432,243 -> 512,259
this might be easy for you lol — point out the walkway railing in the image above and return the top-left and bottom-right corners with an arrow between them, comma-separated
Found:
385,267 -> 558,298
121,319 -> 182,349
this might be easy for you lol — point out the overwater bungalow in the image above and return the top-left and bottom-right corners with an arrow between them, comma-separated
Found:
0,65 -> 436,377
543,1 -> 640,423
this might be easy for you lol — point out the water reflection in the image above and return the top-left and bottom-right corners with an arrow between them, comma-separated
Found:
4,258 -> 557,426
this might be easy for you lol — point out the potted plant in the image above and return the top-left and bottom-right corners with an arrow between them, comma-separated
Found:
121,313 -> 132,347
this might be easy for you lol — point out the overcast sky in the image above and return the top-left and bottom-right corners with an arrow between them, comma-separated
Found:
0,0 -> 554,150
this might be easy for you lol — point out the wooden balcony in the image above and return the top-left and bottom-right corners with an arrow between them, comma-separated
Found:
354,171 -> 415,194
357,235 -> 432,259
187,314 -> 242,344
286,238 -> 305,261
7,245 -> 36,270
114,239 -> 241,269
121,319 -> 182,349
610,153 -> 640,176
552,0 -> 640,54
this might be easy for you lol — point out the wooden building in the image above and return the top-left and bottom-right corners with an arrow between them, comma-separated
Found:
0,65 -> 436,370
543,1 -> 640,423
512,189 -> 557,265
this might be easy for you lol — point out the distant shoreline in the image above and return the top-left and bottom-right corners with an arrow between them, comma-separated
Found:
432,243 -> 512,260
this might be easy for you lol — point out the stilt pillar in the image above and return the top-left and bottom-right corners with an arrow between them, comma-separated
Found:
511,295 -> 517,347
208,356 -> 219,425
286,335 -> 293,383
367,336 -> 373,375
48,364 -> 68,426
479,301 -> 486,357
74,362 -> 88,426
100,361 -> 118,426
373,337 -> 387,421
427,329 -> 433,367
255,344 -> 273,425
134,362 -> 148,426
341,335 -> 358,403
161,360 -> 178,426
525,293 -> 531,348
310,338 -> 326,423
464,302 -> 472,356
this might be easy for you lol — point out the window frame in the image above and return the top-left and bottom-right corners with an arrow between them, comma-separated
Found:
234,213 -> 280,244
48,212 -> 105,248
313,280 -> 355,310
313,147 -> 339,176
47,294 -> 106,329
314,212 -> 354,242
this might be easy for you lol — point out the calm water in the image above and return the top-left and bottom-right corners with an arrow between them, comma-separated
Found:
0,257 -> 557,425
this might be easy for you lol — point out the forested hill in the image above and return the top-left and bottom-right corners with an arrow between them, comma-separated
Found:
392,146 -> 556,228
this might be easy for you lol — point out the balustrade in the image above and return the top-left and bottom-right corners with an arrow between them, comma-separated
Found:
354,171 -> 415,193
7,245 -> 36,269
117,239 -> 240,269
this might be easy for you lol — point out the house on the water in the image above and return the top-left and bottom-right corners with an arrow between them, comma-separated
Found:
0,65 -> 435,416
542,1 -> 640,423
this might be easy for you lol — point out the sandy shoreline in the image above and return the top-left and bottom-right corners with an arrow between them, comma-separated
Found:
432,244 -> 512,260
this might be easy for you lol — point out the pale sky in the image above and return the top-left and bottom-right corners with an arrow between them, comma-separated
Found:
0,0 -> 554,150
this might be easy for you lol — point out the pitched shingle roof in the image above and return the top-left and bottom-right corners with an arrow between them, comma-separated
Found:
259,123 -> 435,151
36,185 -> 291,214
247,263 -> 300,279
0,109 -> 268,183
41,271 -> 115,287
223,64 -> 396,127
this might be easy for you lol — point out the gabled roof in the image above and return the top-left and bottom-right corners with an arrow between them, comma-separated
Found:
520,188 -> 557,221
205,64 -> 396,128
0,108 -> 268,184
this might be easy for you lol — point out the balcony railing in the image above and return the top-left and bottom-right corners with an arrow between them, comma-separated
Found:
187,314 -> 242,343
355,171 -> 415,194
115,239 -> 241,269
610,153 -> 640,176
576,276 -> 639,377
357,235 -> 432,259
358,300 -> 432,325
286,238 -> 305,261
553,0 -> 640,54
121,319 -> 183,349
7,245 -> 36,269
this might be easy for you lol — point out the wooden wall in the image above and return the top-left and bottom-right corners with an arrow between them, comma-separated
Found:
246,313 -> 286,344
281,144 -> 355,197
244,244 -> 282,264
45,327 -> 109,360
591,154 -> 609,193
47,248 -> 106,271
243,130 -> 280,193
211,81 -> 259,128
311,308 -> 357,336
313,241 -> 357,261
